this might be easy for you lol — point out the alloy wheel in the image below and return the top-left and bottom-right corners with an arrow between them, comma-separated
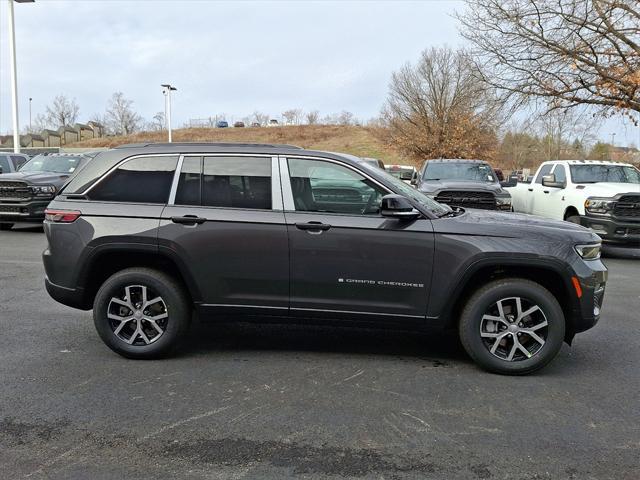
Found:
107,285 -> 168,345
480,296 -> 548,362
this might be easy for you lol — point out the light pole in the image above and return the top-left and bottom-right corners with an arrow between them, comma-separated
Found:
29,97 -> 32,130
610,132 -> 616,160
161,84 -> 177,142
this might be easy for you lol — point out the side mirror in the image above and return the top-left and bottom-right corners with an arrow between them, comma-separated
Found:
542,174 -> 565,189
501,175 -> 518,188
410,171 -> 419,186
381,194 -> 420,220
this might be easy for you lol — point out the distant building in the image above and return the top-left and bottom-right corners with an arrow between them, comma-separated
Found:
88,121 -> 105,138
74,123 -> 94,141
610,146 -> 640,164
42,129 -> 62,147
58,126 -> 79,145
22,134 -> 45,148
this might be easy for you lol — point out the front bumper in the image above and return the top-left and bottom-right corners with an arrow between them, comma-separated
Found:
570,259 -> 608,337
0,199 -> 52,224
579,214 -> 640,247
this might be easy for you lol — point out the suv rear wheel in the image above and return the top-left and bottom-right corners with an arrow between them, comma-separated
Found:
459,278 -> 565,375
93,268 -> 191,359
0,223 -> 13,231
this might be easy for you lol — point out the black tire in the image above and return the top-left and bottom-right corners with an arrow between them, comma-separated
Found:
459,278 -> 565,375
565,215 -> 581,224
0,223 -> 13,231
93,267 -> 191,359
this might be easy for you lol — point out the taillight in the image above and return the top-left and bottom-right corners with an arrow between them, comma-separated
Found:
44,209 -> 81,223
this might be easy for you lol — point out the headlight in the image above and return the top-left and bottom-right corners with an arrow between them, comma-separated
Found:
30,185 -> 56,196
496,195 -> 512,210
575,243 -> 601,260
585,197 -> 616,214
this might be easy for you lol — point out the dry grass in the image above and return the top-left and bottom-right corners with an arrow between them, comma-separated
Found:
72,125 -> 413,165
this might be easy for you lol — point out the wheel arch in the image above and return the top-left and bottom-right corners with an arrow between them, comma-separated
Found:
442,258 -> 581,343
563,205 -> 580,220
77,245 -> 201,309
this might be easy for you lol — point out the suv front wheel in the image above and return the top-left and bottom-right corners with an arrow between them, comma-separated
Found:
93,268 -> 191,359
459,278 -> 565,375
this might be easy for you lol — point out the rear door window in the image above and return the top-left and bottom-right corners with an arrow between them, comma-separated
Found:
0,156 -> 10,173
201,156 -> 272,209
88,156 -> 178,203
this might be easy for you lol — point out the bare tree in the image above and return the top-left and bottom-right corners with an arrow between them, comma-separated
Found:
282,108 -> 303,125
105,92 -> 142,136
337,111 -> 355,126
151,111 -> 165,131
381,46 -> 508,160
458,0 -> 640,117
251,111 -> 269,126
305,110 -> 320,125
45,94 -> 79,128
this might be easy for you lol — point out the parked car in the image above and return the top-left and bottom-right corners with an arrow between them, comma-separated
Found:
250,122 -> 261,128
42,142 -> 606,374
360,157 -> 385,169
415,159 -> 513,210
268,119 -> 279,127
0,152 -> 29,174
385,164 -> 417,184
216,120 -> 229,128
234,121 -> 245,128
507,160 -> 640,254
0,152 -> 97,230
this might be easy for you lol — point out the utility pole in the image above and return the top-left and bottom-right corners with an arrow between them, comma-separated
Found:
161,84 -> 177,142
610,133 -> 616,160
29,97 -> 32,130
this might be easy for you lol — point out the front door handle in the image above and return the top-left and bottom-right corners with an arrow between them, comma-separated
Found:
527,188 -> 534,192
171,215 -> 206,225
295,222 -> 331,234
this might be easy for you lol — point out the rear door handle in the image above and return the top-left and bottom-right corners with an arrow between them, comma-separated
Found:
295,222 -> 331,233
171,215 -> 206,225
543,190 -> 550,194
527,188 -> 534,192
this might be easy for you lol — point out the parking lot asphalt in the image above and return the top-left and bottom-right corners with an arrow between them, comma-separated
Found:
0,225 -> 639,480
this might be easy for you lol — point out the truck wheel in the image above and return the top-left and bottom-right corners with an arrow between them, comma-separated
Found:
565,215 -> 580,224
459,278 -> 565,375
93,268 -> 191,359
0,223 -> 13,231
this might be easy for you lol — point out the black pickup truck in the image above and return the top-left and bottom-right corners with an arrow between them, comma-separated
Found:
0,152 -> 96,230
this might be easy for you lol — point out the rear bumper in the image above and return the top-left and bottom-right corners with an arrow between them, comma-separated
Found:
0,199 -> 51,223
579,214 -> 640,246
45,277 -> 89,311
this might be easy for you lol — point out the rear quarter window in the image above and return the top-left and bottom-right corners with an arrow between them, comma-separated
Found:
87,156 -> 179,204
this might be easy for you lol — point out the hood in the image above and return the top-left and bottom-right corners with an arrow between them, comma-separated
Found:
0,171 -> 71,186
419,179 -> 507,195
434,208 -> 600,244
577,182 -> 640,198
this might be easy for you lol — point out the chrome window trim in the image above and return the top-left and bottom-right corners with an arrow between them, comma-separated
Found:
79,153 -> 181,196
168,152 -> 277,210
167,154 -> 185,205
278,154 -> 393,213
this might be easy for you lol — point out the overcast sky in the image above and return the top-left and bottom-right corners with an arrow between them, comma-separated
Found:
0,0 -> 637,145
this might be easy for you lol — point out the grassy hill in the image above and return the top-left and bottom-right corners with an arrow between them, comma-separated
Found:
72,125 -> 412,166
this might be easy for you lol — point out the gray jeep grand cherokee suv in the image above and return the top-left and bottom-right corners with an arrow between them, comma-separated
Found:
43,143 -> 607,374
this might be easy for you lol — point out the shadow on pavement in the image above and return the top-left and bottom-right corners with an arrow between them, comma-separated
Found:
180,320 -> 469,365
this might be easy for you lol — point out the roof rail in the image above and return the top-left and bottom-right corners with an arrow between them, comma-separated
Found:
113,142 -> 304,150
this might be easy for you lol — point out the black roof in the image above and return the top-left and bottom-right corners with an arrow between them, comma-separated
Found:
114,142 -> 304,150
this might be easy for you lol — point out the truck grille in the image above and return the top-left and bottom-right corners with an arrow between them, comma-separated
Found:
435,190 -> 497,210
0,181 -> 31,200
0,205 -> 22,214
614,195 -> 640,218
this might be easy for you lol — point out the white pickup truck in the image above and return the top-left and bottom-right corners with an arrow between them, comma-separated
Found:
507,160 -> 640,252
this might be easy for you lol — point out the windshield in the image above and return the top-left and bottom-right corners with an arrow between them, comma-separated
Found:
570,165 -> 640,184
359,162 -> 451,216
423,162 -> 496,182
0,156 -> 10,173
20,155 -> 83,174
